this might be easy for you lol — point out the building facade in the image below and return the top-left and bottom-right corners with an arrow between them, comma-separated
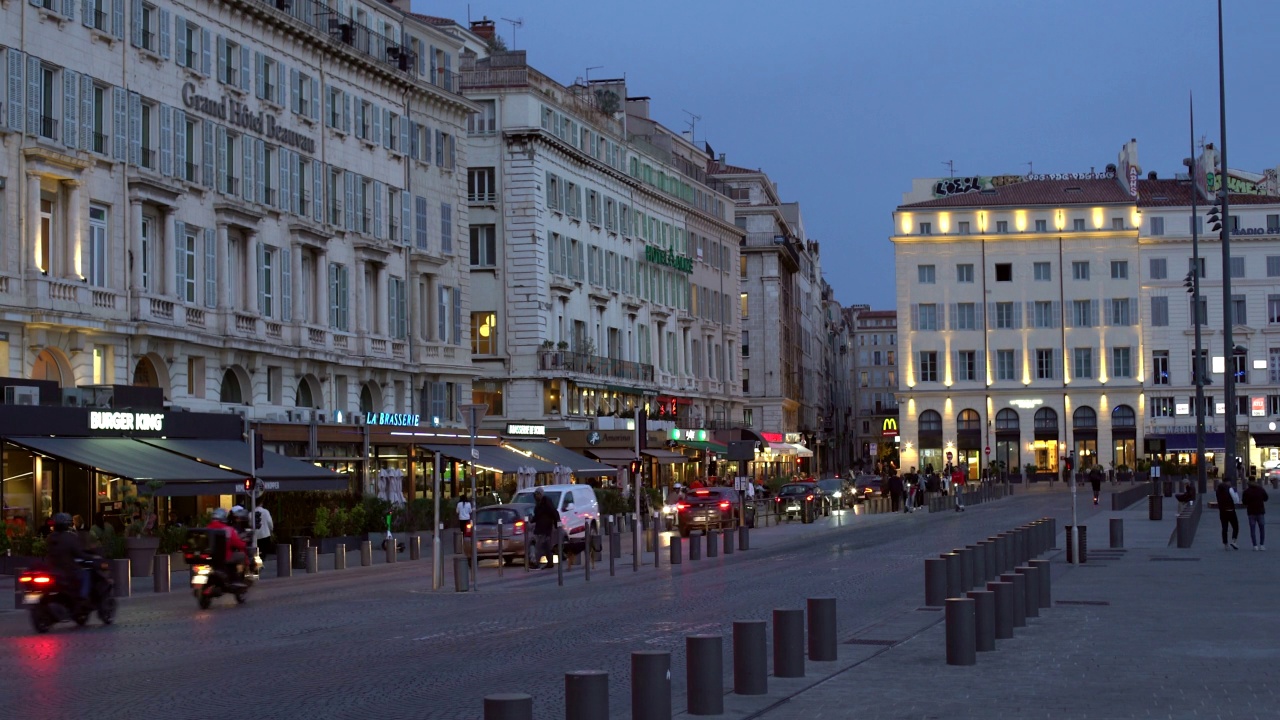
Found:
850,307 -> 899,470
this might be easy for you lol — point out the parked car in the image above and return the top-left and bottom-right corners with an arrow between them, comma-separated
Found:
773,482 -> 823,522
676,487 -> 755,536
852,474 -> 883,502
511,485 -> 600,544
463,503 -> 535,565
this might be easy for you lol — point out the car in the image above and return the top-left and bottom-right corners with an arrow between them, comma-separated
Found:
852,474 -> 883,502
676,487 -> 755,537
510,484 -> 600,544
462,503 -> 535,565
816,478 -> 849,508
773,482 -> 822,522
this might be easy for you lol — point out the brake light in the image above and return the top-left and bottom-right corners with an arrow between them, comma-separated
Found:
694,490 -> 711,496
513,520 -> 525,535
33,575 -> 53,585
774,497 -> 781,503
718,501 -> 730,510
676,503 -> 688,511
806,495 -> 814,501
463,521 -> 472,537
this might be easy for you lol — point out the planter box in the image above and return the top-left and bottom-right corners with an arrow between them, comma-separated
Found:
126,537 -> 161,577
317,535 -> 363,554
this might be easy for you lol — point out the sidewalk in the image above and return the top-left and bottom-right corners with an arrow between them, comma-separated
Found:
742,493 -> 1277,720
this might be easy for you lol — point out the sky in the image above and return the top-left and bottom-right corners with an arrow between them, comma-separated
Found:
420,0 -> 1280,308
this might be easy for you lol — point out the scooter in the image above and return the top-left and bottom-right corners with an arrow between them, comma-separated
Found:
182,529 -> 261,610
18,556 -> 117,633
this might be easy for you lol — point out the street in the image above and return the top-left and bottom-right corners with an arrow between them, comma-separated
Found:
0,489 -> 1087,719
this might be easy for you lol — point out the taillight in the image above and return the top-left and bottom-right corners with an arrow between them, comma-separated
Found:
33,575 -> 53,585
675,503 -> 687,511
718,501 -> 730,510
806,495 -> 814,501
463,522 -> 472,537
513,520 -> 525,535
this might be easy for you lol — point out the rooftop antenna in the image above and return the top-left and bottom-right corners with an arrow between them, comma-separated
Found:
499,17 -> 523,49
942,160 -> 954,177
682,109 -> 701,141
1026,161 -> 1034,176
585,65 -> 603,84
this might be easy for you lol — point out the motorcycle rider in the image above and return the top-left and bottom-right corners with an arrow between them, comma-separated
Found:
207,508 -> 248,585
45,512 -> 95,606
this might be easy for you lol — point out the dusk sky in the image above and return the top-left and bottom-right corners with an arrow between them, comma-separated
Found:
424,0 -> 1280,307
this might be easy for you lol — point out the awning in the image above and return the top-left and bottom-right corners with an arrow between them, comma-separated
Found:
641,449 -> 687,464
781,443 -> 814,458
420,443 -> 556,474
1160,433 -> 1226,452
505,440 -> 617,475
7,437 -> 245,496
1250,433 -> 1280,447
136,438 -> 347,492
585,448 -> 639,467
674,440 -> 729,454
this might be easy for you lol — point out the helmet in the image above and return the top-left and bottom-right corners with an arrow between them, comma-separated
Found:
211,508 -> 228,522
534,487 -> 544,497
231,506 -> 248,519
53,512 -> 72,531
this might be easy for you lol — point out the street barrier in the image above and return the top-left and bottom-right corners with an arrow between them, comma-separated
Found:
988,580 -> 1014,639
306,546 -> 319,574
669,534 -> 682,565
276,546 -> 291,578
739,525 -> 750,551
1110,518 -> 1124,548
1029,559 -> 1051,608
773,608 -> 805,678
807,597 -> 837,661
631,650 -> 672,720
924,558 -> 948,606
1149,493 -> 1164,521
1016,565 -> 1040,618
454,556 -> 469,592
724,527 -> 734,555
707,530 -> 719,558
111,558 -> 130,597
981,541 -> 996,583
943,552 -> 962,599
1000,572 -> 1027,628
360,540 -> 372,567
1112,481 -> 1152,511
1176,498 -> 1203,549
945,597 -> 976,666
564,670 -> 609,720
689,532 -> 702,561
989,535 -> 1006,575
152,555 -> 170,593
733,620 -> 768,695
686,634 -> 724,715
967,544 -> 986,587
1065,525 -> 1088,564
967,589 -> 995,652
482,693 -> 532,720
384,537 -> 396,565
957,547 -> 974,593
334,543 -> 346,570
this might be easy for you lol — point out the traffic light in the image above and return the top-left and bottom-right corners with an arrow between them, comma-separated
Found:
637,409 -> 648,450
1207,200 -> 1223,232
668,398 -> 677,417
1184,271 -> 1195,295
629,459 -> 642,476
243,478 -> 253,493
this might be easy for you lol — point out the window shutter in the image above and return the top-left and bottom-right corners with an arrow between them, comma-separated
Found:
452,287 -> 461,345
289,68 -> 299,112
372,181 -> 383,239
289,152 -> 299,214
343,171 -> 355,231
429,45 -> 437,81
341,92 -> 350,133
6,49 -> 23,132
435,129 -> 443,164
327,263 -> 337,328
437,285 -> 447,341
174,221 -> 187,300
215,124 -> 227,192
175,16 -> 187,67
400,191 -> 411,246
239,45 -> 250,92
443,53 -> 451,89
200,119 -> 213,186
409,121 -> 419,159
423,123 -> 431,163
62,70 -> 79,150
255,241 -> 266,314
200,28 -> 211,75
80,72 -> 93,150
109,86 -> 125,160
275,61 -> 285,106
216,36 -> 226,83
241,133 -> 254,201
440,203 -> 451,253
399,117 -> 409,155
130,0 -> 142,48
448,134 -> 455,168
1129,298 -> 1138,325
204,227 -> 216,308
910,304 -> 919,331
309,78 -> 319,121
158,104 -> 172,175
382,108 -> 392,149
254,139 -> 265,203
312,160 -> 323,223
414,196 -> 427,250
26,55 -> 40,136
158,9 -> 170,58
255,52 -> 265,100
111,0 -> 124,38
127,91 -> 141,165
1091,300 -> 1100,327
281,244 -> 292,322
82,0 -> 92,26
947,303 -> 955,331
277,148 -> 291,211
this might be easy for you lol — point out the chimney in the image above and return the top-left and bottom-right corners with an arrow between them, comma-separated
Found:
470,18 -> 496,42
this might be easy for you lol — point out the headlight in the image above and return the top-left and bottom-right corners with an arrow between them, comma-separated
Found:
662,504 -> 676,515
194,565 -> 211,575
833,491 -> 843,499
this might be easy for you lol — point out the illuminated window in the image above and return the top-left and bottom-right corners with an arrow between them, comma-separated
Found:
470,311 -> 497,355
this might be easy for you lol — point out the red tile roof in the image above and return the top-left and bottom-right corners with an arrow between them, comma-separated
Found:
409,13 -> 457,26
901,178 -> 1133,209
707,161 -> 763,175
1137,178 -> 1280,207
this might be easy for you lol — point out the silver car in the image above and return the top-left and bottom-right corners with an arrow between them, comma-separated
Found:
462,503 -> 535,565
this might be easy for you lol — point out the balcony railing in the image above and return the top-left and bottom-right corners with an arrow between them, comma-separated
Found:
39,116 -> 57,141
183,161 -> 198,182
92,132 -> 107,154
538,348 -> 654,383
89,8 -> 108,31
468,191 -> 497,204
140,148 -> 155,170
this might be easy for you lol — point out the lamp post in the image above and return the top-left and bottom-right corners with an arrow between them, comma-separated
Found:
1185,95 -> 1209,496
459,403 -> 488,592
1215,0 -> 1237,489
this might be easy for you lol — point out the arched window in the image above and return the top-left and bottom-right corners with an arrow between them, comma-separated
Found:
995,409 -> 1020,430
1112,405 -> 1136,428
1073,406 -> 1097,428
919,410 -> 942,432
219,368 -> 243,404
957,409 -> 981,431
1034,407 -> 1058,431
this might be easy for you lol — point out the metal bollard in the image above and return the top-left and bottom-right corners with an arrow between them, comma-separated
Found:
967,544 -> 986,586
384,536 -> 396,564
1011,529 -> 1025,566
334,543 -> 346,570
1029,559 -> 1052,608
1016,565 -> 1040,618
686,635 -> 724,715
956,547 -> 974,593
306,546 -> 319,574
453,556 -> 470,592
1000,572 -> 1027,628
111,558 -> 131,597
360,540 -> 372,567
609,531 -> 618,576
967,590 -> 995,652
943,552 -> 962,599
981,541 -> 996,583
724,527 -> 734,555
482,693 -> 532,720
924,558 -> 948,606
807,597 -> 838,662
565,670 -> 609,720
669,534 -> 683,565
1110,518 -> 1124,548
653,525 -> 661,569
945,597 -> 977,666
689,532 -> 702,561
739,525 -> 749,551
410,534 -> 422,561
989,535 -> 1006,575
987,581 -> 1014,639
705,530 -> 718,558
773,608 -> 805,678
276,546 -> 291,578
631,650 -> 672,720
732,620 -> 768,695
152,555 -> 171,593
558,529 -> 565,587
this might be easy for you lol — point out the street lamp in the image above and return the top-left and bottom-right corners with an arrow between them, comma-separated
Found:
1214,0 -> 1237,489
1185,121 -> 1209,494
459,402 -> 488,591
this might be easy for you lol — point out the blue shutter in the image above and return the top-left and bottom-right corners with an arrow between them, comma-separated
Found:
399,116 -> 408,155
370,101 -> 381,143
201,119 -> 214,186
448,134 -> 455,169
387,279 -> 396,339
112,86 -> 127,161
173,109 -> 186,179
437,285 -> 446,341
278,148 -> 291,212
289,152 -> 300,214
204,227 -> 216,308
82,0 -> 92,26
408,121 -> 419,159
62,70 -> 78,149
26,55 -> 40,136
111,0 -> 124,39
215,124 -> 227,192
372,181 -> 383,239
327,263 -> 337,328
309,78 -> 319,121
201,28 -> 211,76
434,129 -> 443,165
175,16 -> 187,67
440,204 -> 452,253
255,139 -> 265,204
382,107 -> 391,149
400,190 -> 411,246
276,61 -> 285,106
6,49 -> 22,132
239,45 -> 250,93
158,104 -> 172,175
255,241 -> 265,315
289,68 -> 299,112
343,171 -> 355,231
281,243 -> 292,322
341,92 -> 350,133
429,45 -> 436,83
80,72 -> 93,150
452,287 -> 461,346
127,91 -> 141,166
158,8 -> 170,59
216,36 -> 226,83
174,221 -> 187,300
254,52 -> 265,99
312,160 -> 323,223
414,196 -> 427,250
241,131 -> 254,201
130,0 -> 142,48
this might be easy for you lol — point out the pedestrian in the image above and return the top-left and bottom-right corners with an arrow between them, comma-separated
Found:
1089,464 -> 1103,506
903,467 -> 919,513
1215,480 -> 1241,550
888,472 -> 904,513
253,504 -> 275,555
1242,478 -> 1269,551
456,494 -> 473,530
1175,481 -> 1196,513
531,487 -> 559,569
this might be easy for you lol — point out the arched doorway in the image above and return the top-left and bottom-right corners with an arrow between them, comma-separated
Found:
1073,406 -> 1098,467
1033,408 -> 1059,472
1112,405 -> 1136,466
296,374 -> 322,409
219,367 -> 248,405
956,409 -> 982,475
359,382 -> 382,414
32,348 -> 68,385
918,410 -> 943,472
995,409 -> 1021,475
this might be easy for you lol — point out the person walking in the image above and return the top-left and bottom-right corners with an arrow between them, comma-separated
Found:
252,504 -> 275,555
888,472 -> 904,513
1089,464 -> 1104,506
456,494 -> 473,531
903,467 -> 919,513
1215,480 -> 1241,550
953,464 -> 967,512
1242,478 -> 1269,551
531,487 -> 560,569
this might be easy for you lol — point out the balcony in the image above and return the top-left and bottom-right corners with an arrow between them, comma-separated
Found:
538,349 -> 655,384
743,232 -> 802,271
467,191 -> 497,204
140,148 -> 156,171
39,116 -> 58,141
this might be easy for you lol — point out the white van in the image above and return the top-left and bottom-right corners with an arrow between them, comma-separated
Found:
511,484 -> 599,542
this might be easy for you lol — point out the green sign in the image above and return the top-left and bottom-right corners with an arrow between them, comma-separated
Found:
645,245 -> 694,274
669,428 -> 708,442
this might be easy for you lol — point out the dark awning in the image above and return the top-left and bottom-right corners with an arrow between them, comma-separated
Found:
136,438 -> 347,492
675,439 -> 729,454
641,449 -> 687,464
1161,433 -> 1226,451
420,443 -> 556,474
585,448 -> 638,467
7,437 -> 245,496
505,441 -> 617,475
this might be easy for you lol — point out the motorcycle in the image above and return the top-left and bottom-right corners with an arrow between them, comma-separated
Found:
18,556 -> 117,633
182,528 -> 262,610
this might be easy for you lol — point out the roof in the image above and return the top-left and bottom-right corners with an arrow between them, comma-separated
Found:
1137,178 -> 1280,208
408,13 -> 457,27
901,178 -> 1133,209
707,160 -> 764,176
858,310 -> 897,318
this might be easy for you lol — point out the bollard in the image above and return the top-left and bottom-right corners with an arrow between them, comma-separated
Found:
988,580 -> 1014,639
967,590 -> 995,652
360,540 -> 372,567
1148,493 -> 1163,521
384,536 -> 396,564
276,545 -> 292,578
1016,565 -> 1040,618
1110,518 -> 1124,549
453,556 -> 470,592
565,670 -> 609,720
956,547 -> 974,593
807,597 -> 838,661
558,529 -> 565,587
609,531 -> 617,577
707,530 -> 719,558
410,534 -> 422,561
483,693 -> 532,720
111,559 -> 131,597
653,526 -> 661,569
669,534 -> 683,565
1029,559 -> 1052,608
152,555 -> 171,593
1001,572 -> 1027,628
724,527 -> 734,555
1012,529 -> 1025,565
943,552 -> 962,599
945,597 -> 977,666
739,524 -> 749,551
980,541 -> 996,583
732,620 -> 768,695
970,543 -> 987,584
631,650 -> 672,720
686,635 -> 724,715
334,543 -> 347,570
990,535 -> 1006,575
306,546 -> 319,574
689,532 -> 702,561
773,608 -> 806,678
924,557 -> 948,607
1048,517 -> 1057,548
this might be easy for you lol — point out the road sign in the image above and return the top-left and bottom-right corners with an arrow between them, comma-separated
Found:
458,403 -> 489,432
471,448 -> 479,460
985,446 -> 991,455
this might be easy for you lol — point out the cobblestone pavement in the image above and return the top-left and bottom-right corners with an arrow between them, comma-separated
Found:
0,487 -> 1075,720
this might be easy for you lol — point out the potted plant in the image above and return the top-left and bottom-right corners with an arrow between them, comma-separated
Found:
540,340 -> 555,350
556,340 -> 569,351
1116,463 -> 1133,482
1023,463 -> 1037,484
1,522 -> 50,575
123,480 -> 164,577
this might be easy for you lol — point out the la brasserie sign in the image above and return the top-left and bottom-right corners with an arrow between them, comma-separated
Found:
90,411 -> 164,432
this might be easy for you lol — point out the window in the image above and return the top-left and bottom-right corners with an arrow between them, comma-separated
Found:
329,262 -> 349,331
219,37 -> 241,86
91,84 -> 109,154
994,263 -> 1012,281
1267,257 -> 1280,278
177,229 -> 196,303
958,221 -> 970,233
1111,217 -> 1124,229
468,99 -> 497,135
1110,260 -> 1128,279
1230,256 -> 1245,278
1233,354 -> 1248,385
996,349 -> 1016,381
1149,258 -> 1167,279
1110,298 -> 1132,325
1151,350 -> 1168,385
182,117 -> 198,181
87,204 -> 108,287
1149,397 -> 1175,418
1189,257 -> 1206,278
917,304 -> 938,331
917,264 -> 935,284
388,277 -> 407,339
177,19 -> 201,68
919,222 -> 932,235
918,351 -> 938,382
955,303 -> 976,330
1191,297 -> 1208,326
1271,348 -> 1280,384
38,64 -> 57,140
355,100 -> 371,140
1073,348 -> 1093,379
259,56 -> 279,105
1073,218 -> 1086,231
992,302 -> 1013,329
1036,349 -> 1054,380
956,264 -> 974,283
1151,296 -> 1169,326
1269,215 -> 1280,232
1190,216 -> 1204,234
859,371 -> 869,388
1112,347 -> 1132,378
468,168 -> 495,203
469,225 -> 496,267
138,2 -> 158,52
1033,262 -> 1051,281
1072,300 -> 1093,327
1072,261 -> 1090,280
919,410 -> 942,432
1231,295 -> 1247,325
1033,301 -> 1055,328
1150,217 -> 1165,235
440,203 -> 452,252
470,311 -> 497,354
996,220 -> 1009,233
1035,219 -> 1047,232
1268,295 -> 1280,324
